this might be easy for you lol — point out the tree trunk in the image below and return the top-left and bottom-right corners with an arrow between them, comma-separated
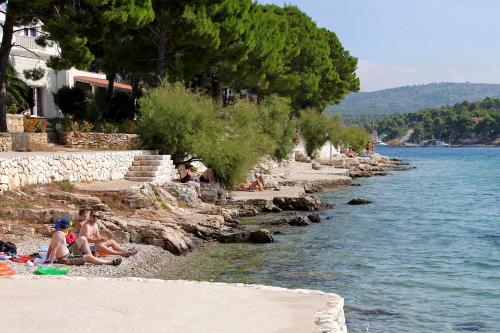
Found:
105,72 -> 116,102
156,26 -> 167,84
0,12 -> 16,132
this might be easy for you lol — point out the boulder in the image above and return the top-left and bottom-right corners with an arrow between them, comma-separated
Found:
248,229 -> 274,243
112,230 -> 131,243
268,216 -> 310,227
8,224 -> 35,235
262,202 -> 282,213
307,214 -> 321,223
273,195 -> 325,211
312,162 -> 322,170
347,198 -> 373,205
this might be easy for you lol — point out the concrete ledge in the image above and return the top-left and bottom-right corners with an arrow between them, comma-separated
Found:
1,276 -> 347,333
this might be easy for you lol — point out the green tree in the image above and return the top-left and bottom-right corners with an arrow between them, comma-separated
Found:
0,0 -> 154,131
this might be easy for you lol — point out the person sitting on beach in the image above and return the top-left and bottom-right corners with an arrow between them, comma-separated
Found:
80,210 -> 138,257
346,148 -> 357,158
47,218 -> 122,266
69,208 -> 88,235
249,173 -> 266,191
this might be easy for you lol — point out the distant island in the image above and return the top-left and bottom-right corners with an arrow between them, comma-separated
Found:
373,97 -> 500,146
326,82 -> 500,122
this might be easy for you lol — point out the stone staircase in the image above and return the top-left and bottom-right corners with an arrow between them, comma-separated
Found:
46,127 -> 59,144
124,154 -> 175,183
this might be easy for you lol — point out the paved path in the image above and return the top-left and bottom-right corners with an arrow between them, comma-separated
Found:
1,277 -> 336,333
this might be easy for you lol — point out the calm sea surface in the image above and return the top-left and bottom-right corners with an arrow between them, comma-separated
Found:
161,147 -> 500,333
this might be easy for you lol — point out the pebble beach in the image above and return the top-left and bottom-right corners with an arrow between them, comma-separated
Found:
5,237 -> 174,279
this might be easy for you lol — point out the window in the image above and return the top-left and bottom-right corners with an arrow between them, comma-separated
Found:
24,28 -> 37,37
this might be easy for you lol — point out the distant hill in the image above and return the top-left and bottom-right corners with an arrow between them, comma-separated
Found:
325,82 -> 500,122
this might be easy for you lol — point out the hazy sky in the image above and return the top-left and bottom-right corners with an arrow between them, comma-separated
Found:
258,0 -> 500,91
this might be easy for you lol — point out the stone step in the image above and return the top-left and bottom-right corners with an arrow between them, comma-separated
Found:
132,160 -> 162,167
124,176 -> 155,182
135,155 -> 170,161
125,170 -> 157,177
128,165 -> 159,172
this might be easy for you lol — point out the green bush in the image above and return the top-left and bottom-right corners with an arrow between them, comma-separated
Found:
138,82 -> 217,159
138,83 -> 293,187
342,126 -> 372,152
298,109 -> 336,158
52,86 -> 87,119
258,95 -> 296,161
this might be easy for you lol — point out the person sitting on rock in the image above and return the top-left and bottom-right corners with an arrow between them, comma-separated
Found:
47,218 -> 122,266
180,163 -> 202,197
80,210 -> 138,257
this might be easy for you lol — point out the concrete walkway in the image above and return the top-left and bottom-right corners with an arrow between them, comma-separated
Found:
0,277 -> 341,333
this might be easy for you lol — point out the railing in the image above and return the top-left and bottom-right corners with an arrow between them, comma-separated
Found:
12,35 -> 45,51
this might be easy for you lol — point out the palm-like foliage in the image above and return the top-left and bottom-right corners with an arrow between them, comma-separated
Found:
6,62 -> 29,111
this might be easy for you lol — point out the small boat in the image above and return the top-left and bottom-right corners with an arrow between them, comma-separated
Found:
435,140 -> 449,147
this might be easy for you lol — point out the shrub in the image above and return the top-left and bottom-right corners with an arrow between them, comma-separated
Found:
80,121 -> 94,133
298,109 -> 337,158
342,126 -> 372,152
123,120 -> 138,134
257,95 -> 296,161
106,91 -> 136,121
24,117 -> 37,133
24,118 -> 48,133
65,120 -> 80,132
52,86 -> 87,119
100,122 -> 118,134
138,82 -> 218,159
34,119 -> 48,133
138,83 -> 286,187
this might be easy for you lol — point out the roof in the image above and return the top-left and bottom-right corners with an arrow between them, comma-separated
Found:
74,76 -> 132,91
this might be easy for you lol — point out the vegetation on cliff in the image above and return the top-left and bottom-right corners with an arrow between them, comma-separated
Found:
326,83 -> 500,122
374,98 -> 500,144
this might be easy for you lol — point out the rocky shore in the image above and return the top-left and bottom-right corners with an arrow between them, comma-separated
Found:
0,154 -> 412,279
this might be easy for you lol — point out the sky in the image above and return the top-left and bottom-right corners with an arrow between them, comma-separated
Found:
258,0 -> 500,91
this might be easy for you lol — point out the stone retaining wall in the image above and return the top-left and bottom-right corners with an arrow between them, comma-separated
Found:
58,132 -> 141,150
0,134 -> 12,152
10,133 -> 49,151
0,150 -> 156,192
6,114 -> 24,133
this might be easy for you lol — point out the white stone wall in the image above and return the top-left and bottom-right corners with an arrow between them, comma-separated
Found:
0,150 -> 156,192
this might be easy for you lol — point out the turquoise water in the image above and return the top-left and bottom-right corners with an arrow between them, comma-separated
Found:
161,147 -> 500,333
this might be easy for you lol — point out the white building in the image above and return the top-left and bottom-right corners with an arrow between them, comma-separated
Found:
0,12 -> 131,119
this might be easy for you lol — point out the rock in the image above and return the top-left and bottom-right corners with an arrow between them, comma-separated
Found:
273,195 -> 325,211
262,202 -> 282,213
112,230 -> 131,243
8,224 -> 35,235
307,214 -> 321,223
248,229 -> 274,243
347,198 -> 373,205
312,162 -> 322,170
45,191 -> 110,211
268,216 -> 310,227
238,205 -> 259,217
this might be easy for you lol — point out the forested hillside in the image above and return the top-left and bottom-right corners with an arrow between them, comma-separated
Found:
326,83 -> 500,121
374,98 -> 500,145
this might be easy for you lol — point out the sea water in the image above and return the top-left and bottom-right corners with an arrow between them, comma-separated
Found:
161,147 -> 500,333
